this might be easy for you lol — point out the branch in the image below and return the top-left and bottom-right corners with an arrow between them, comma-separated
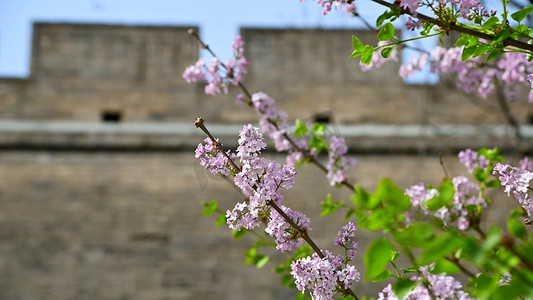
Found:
193,116 -> 360,300
370,0 -> 533,52
188,29 -> 357,193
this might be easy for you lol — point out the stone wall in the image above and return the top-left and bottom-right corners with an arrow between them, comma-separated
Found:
0,151 -> 519,299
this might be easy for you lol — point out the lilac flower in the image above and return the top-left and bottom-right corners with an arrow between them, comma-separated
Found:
195,137 -> 235,176
232,35 -> 245,57
182,58 -> 206,83
405,183 -> 439,209
406,177 -> 484,230
327,136 -> 356,186
399,52 -> 429,79
226,201 -> 261,230
183,35 -> 249,95
520,157 -> 533,172
458,149 -> 488,173
493,163 -> 533,196
377,284 -> 399,300
342,3 -> 357,16
405,17 -> 423,30
227,125 -> 297,230
265,205 -> 311,252
493,163 -> 533,215
399,0 -> 421,13
237,124 -> 267,160
334,222 -> 358,260
377,265 -> 476,299
291,250 -> 360,299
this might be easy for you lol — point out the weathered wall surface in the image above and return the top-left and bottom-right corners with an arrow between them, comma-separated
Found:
0,151 -> 518,299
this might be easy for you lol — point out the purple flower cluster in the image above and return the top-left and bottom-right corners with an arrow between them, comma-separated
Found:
250,92 -> 292,153
405,177 -> 485,230
327,136 -> 356,186
291,250 -> 360,299
446,176 -> 485,230
458,149 -> 488,173
493,163 -> 533,216
520,156 -> 533,172
290,222 -> 360,299
334,222 -> 358,260
195,137 -> 235,176
405,183 -> 439,222
182,36 -> 249,96
378,265 -> 476,300
225,124 -> 298,232
265,205 -> 311,252
312,0 -> 353,16
400,46 -> 533,102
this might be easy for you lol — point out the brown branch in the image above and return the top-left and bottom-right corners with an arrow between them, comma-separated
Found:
444,256 -> 476,278
371,0 -> 533,52
194,117 -> 360,300
188,29 -> 357,193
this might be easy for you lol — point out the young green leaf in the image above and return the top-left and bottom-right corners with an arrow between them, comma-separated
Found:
507,217 -> 527,240
364,237 -> 394,281
511,5 -> 533,23
294,119 -> 308,136
201,200 -> 218,216
361,45 -> 374,65
381,47 -> 393,58
378,23 -> 395,41
352,35 -> 364,50
481,16 -> 499,30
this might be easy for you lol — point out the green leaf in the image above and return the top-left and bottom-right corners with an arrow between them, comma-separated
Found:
294,119 -> 308,136
486,179 -> 501,187
381,47 -> 393,58
462,45 -> 477,61
281,274 -> 293,286
364,238 -> 394,281
309,136 -> 327,154
361,45 -> 374,65
201,201 -> 218,216
216,213 -> 227,227
508,217 -> 527,240
232,229 -> 247,240
254,255 -> 270,268
373,178 -> 411,212
373,269 -> 393,282
393,278 -> 417,299
426,179 -> 454,211
472,43 -> 489,57
419,231 -> 462,264
320,193 -> 344,216
455,34 -> 471,46
433,259 -> 461,274
473,167 -> 489,182
352,35 -> 364,50
491,29 -> 511,45
312,122 -> 326,136
481,16 -> 500,30
511,5 -> 533,23
394,223 -> 435,247
378,23 -> 395,41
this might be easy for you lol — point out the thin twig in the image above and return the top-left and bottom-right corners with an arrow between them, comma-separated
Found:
194,117 -> 360,299
188,29 -> 357,193
371,0 -> 533,52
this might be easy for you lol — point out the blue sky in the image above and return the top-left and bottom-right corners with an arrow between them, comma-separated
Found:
0,0 -> 392,78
